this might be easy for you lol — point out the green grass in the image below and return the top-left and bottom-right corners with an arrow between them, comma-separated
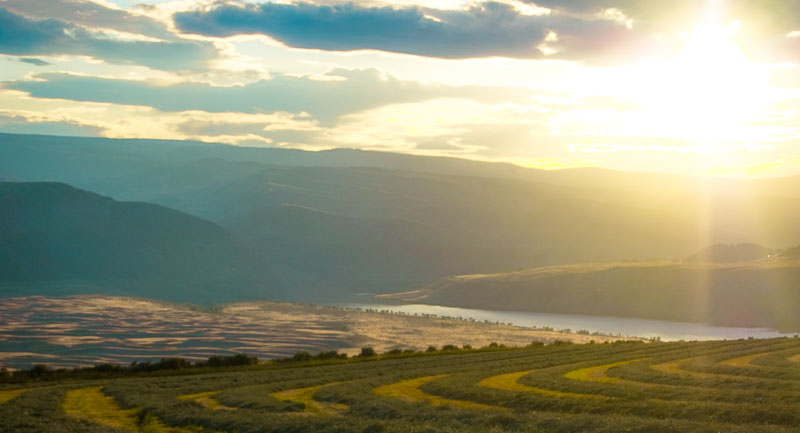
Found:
5,338 -> 800,432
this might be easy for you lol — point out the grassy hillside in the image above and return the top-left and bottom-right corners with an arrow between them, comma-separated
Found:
384,258 -> 800,331
3,338 -> 800,432
5,132 -> 800,301
0,182 -> 274,301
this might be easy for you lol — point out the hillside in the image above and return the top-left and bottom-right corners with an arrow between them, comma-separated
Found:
382,259 -> 800,331
4,132 -> 800,301
0,182 -> 273,301
3,338 -> 800,433
687,243 -> 775,262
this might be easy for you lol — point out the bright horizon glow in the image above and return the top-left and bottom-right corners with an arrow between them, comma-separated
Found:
2,0 -> 800,177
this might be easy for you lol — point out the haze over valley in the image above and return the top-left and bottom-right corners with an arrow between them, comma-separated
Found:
4,1 -> 800,431
4,133 -> 800,313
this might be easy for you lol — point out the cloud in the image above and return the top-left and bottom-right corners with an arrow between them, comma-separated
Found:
0,7 -> 218,71
0,0 -> 175,40
173,1 -> 662,63
530,0 -> 800,61
0,113 -> 104,136
6,69 -> 530,124
16,57 -> 50,66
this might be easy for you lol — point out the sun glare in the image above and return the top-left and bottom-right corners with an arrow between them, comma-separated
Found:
656,21 -> 771,145
559,16 -> 781,176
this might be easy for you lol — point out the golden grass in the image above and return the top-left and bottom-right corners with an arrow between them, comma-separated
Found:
651,357 -> 768,382
64,386 -> 213,433
139,414 -> 207,433
374,375 -> 500,410
721,352 -> 773,368
63,386 -> 139,432
479,370 -> 606,399
271,384 -> 348,416
177,391 -> 235,411
650,359 -> 686,375
564,360 -> 641,383
788,354 -> 800,363
0,388 -> 26,405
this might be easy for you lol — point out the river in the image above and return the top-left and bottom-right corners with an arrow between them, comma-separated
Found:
342,303 -> 799,341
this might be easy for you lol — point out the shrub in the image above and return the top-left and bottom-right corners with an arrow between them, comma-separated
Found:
291,351 -> 313,362
359,347 -> 377,357
317,350 -> 346,360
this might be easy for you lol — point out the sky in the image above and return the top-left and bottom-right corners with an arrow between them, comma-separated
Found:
2,0 -> 800,177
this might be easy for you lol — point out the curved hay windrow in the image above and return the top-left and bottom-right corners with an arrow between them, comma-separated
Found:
63,386 -> 139,432
564,360 -> 642,383
721,351 -> 775,368
375,375 -> 500,410
64,386 -> 211,433
651,357 -> 778,382
0,389 -> 27,405
271,384 -> 348,416
178,391 -> 236,411
479,370 -> 606,399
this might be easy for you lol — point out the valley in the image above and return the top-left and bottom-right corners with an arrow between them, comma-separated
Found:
0,295 -> 632,370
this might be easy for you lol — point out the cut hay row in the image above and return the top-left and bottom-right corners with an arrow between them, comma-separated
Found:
478,370 -> 605,399
0,388 -> 26,405
563,359 -> 643,383
178,392 -> 235,411
63,386 -> 139,432
721,351 -> 777,368
374,375 -> 501,410
271,383 -> 348,416
64,386 -> 211,433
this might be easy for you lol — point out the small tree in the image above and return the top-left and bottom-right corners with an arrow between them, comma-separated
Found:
291,351 -> 312,362
359,347 -> 377,357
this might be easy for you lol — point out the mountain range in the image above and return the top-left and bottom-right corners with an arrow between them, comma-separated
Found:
3,132 -> 800,309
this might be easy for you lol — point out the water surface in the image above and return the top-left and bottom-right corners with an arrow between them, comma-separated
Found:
344,303 -> 798,341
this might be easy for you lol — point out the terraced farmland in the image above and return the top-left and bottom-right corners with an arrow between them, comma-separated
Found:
3,338 -> 800,432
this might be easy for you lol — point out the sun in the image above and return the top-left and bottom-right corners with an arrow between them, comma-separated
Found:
653,21 -> 771,146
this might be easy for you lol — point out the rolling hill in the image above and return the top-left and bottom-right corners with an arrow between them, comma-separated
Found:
4,132 -> 800,301
4,338 -> 800,433
0,181 -> 274,302
382,254 -> 800,331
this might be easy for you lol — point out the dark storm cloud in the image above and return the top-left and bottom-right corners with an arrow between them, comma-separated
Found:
173,1 -> 661,63
6,69 -> 530,124
0,7 -> 218,71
